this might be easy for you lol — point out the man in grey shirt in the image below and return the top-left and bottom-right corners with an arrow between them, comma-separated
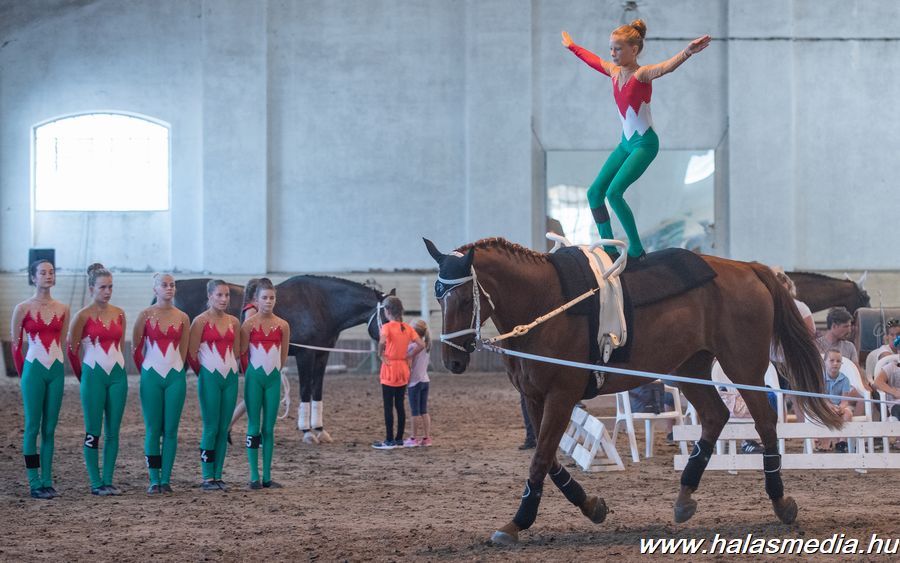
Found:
815,307 -> 859,364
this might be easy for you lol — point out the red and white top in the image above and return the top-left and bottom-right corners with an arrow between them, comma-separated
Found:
80,315 -> 125,374
568,43 -> 654,139
139,319 -> 184,376
198,322 -> 239,376
247,325 -> 283,374
18,311 -> 66,370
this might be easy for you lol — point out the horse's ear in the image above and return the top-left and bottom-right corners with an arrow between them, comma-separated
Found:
389,288 -> 397,296
423,238 -> 445,265
462,247 -> 475,269
857,271 -> 868,289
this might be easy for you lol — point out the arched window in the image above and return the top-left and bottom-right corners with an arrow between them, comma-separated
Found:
33,113 -> 169,211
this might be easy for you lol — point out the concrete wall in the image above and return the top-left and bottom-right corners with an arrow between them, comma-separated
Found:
1,0 -> 899,274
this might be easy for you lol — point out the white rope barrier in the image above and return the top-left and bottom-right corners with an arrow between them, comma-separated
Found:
480,343 -> 900,410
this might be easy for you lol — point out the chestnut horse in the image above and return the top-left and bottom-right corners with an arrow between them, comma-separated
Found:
424,237 -> 843,545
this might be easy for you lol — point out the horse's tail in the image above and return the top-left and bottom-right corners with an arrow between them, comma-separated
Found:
751,263 -> 844,430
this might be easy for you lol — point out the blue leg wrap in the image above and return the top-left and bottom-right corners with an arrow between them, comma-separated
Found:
512,479 -> 543,530
549,464 -> 587,507
763,447 -> 784,500
680,439 -> 714,490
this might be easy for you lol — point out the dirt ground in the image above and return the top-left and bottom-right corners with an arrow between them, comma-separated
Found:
2,370 -> 899,562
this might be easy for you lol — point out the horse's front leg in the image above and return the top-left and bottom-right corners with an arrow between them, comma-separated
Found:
491,388 -> 603,545
294,352 -> 318,444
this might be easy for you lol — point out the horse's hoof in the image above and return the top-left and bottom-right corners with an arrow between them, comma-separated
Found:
490,530 -> 518,546
773,496 -> 798,524
302,432 -> 319,445
580,496 -> 608,524
674,499 -> 698,523
316,430 -> 333,444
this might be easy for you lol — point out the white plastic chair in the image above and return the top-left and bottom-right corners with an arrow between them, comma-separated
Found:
613,381 -> 687,462
836,356 -> 874,454
710,361 -> 786,459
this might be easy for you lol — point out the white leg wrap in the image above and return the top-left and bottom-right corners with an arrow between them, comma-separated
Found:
298,402 -> 311,432
312,400 -> 324,429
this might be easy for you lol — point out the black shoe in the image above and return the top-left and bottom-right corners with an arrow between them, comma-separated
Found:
104,485 -> 121,496
147,484 -> 161,495
160,484 -> 173,494
518,440 -> 536,450
44,486 -> 60,498
741,440 -> 764,454
248,481 -> 262,490
91,486 -> 113,496
201,480 -> 220,491
665,431 -> 675,444
30,487 -> 53,500
262,480 -> 282,489
216,480 -> 228,492
631,251 -> 647,262
835,441 -> 849,453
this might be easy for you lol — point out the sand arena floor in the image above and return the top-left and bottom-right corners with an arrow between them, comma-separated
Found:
2,370 -> 899,562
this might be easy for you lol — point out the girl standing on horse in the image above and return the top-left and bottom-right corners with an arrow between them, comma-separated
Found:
10,259 -> 70,499
563,21 -> 710,259
372,296 -> 424,449
67,263 -> 128,496
240,278 -> 290,489
133,273 -> 190,494
187,280 -> 241,491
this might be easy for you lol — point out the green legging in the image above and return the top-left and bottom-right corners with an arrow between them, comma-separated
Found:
244,366 -> 281,483
21,359 -> 64,491
587,128 -> 659,257
198,368 -> 239,481
80,363 -> 128,489
140,368 -> 186,486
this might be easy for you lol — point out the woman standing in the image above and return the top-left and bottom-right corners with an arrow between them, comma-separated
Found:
133,273 -> 190,494
10,260 -> 70,499
240,278 -> 290,489
563,22 -> 710,259
67,263 -> 127,496
187,280 -> 241,491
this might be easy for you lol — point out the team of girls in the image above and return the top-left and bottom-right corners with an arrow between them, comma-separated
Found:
11,266 -> 294,497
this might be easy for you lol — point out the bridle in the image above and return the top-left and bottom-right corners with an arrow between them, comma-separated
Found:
367,299 -> 386,338
436,266 -> 494,354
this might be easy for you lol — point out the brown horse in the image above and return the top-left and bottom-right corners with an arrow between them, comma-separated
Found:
424,237 -> 843,545
787,271 -> 870,313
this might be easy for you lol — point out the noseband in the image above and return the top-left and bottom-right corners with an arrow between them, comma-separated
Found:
436,267 -> 494,354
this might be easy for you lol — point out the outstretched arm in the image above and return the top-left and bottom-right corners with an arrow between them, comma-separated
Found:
636,35 -> 711,82
562,31 -> 613,77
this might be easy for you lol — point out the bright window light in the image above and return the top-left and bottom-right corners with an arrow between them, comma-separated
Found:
683,149 -> 715,185
34,113 -> 169,211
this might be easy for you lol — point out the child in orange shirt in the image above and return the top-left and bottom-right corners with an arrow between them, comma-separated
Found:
372,297 -> 424,449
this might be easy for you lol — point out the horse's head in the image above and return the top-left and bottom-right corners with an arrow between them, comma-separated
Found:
843,271 -> 871,311
366,288 -> 395,341
424,238 -> 493,374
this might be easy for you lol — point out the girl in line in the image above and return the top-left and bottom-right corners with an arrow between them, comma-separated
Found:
240,278 -> 290,489
133,273 -> 190,494
187,280 -> 241,491
372,297 -> 424,450
403,320 -> 433,447
563,21 -> 710,259
67,263 -> 127,496
10,260 -> 70,499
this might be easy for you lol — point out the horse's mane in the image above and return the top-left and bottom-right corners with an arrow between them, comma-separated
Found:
278,274 -> 377,292
455,237 -> 548,264
789,271 -> 849,283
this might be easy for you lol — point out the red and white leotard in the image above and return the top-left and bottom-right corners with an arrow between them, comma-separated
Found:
197,322 -> 239,376
137,319 -> 184,376
568,43 -> 654,140
15,311 -> 66,374
80,315 -> 125,375
246,325 -> 283,374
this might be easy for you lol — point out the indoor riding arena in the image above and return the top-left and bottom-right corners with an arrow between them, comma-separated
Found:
3,1 -> 900,561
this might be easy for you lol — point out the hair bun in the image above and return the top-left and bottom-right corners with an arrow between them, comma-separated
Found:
630,19 -> 647,38
87,262 -> 106,275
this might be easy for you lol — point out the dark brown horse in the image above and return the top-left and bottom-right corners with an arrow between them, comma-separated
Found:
787,271 -> 869,313
424,237 -> 843,545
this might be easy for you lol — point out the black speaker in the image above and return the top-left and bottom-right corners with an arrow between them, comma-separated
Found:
855,307 -> 900,353
27,248 -> 55,286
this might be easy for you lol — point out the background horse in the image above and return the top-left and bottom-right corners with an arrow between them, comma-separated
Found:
173,276 -> 389,443
425,237 -> 843,545
787,271 -> 870,313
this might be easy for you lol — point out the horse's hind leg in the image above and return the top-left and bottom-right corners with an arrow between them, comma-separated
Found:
736,384 -> 797,524
311,351 -> 332,443
671,352 -> 728,523
491,386 -> 598,545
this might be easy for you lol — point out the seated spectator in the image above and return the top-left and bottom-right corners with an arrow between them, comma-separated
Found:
873,339 -> 900,451
629,380 -> 676,442
716,380 -> 778,454
816,307 -> 859,364
818,349 -> 855,452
